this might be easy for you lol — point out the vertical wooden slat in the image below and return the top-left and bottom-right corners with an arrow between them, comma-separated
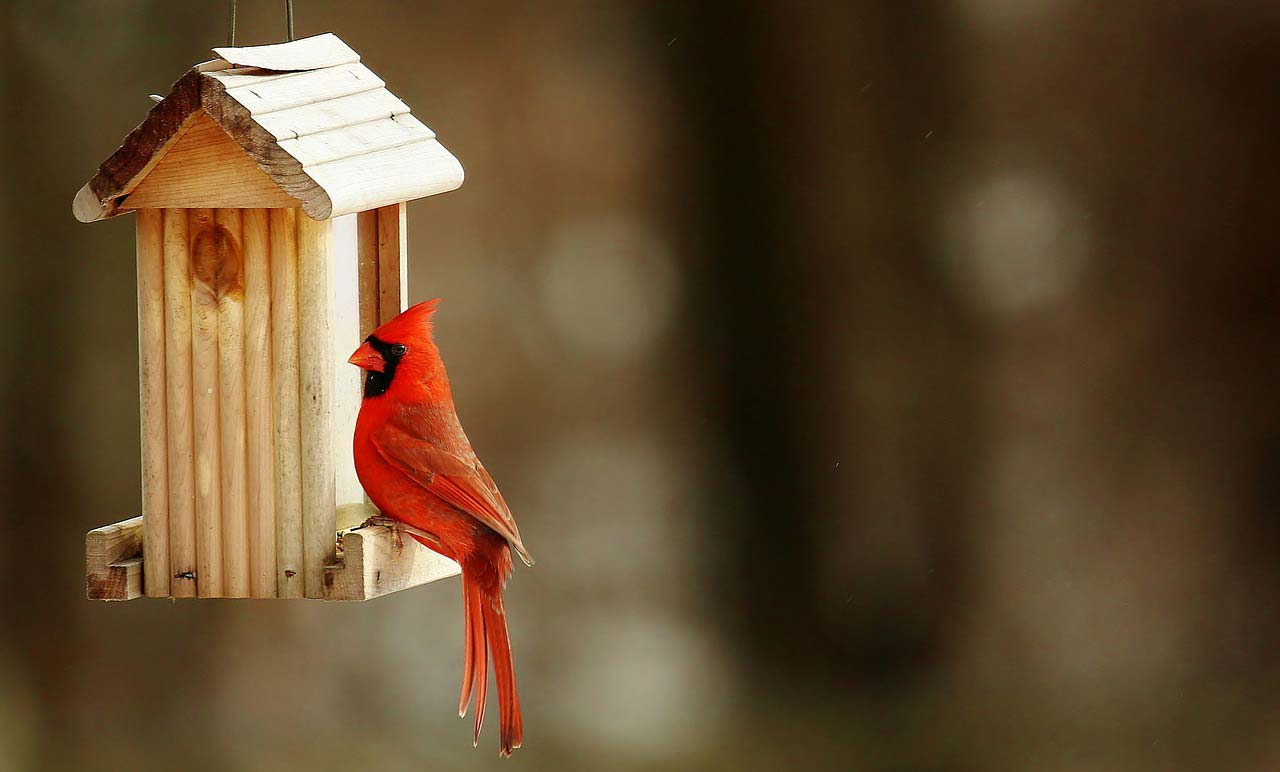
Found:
163,209 -> 197,597
271,209 -> 305,598
332,216 -> 366,509
298,213 -> 336,597
189,208 -> 224,596
357,209 -> 380,339
136,208 -> 170,598
376,203 -> 407,324
244,208 -> 276,597
215,208 -> 249,598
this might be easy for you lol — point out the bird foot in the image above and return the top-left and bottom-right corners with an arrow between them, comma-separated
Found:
357,515 -> 441,557
359,515 -> 406,557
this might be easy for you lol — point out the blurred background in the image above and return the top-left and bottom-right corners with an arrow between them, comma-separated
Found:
3,1 -> 1280,769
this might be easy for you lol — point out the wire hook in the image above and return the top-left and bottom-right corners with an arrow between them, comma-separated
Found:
228,0 -> 295,47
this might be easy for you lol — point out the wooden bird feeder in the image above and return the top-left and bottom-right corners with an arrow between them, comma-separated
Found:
78,33 -> 463,601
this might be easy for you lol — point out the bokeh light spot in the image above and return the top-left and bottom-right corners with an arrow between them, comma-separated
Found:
943,167 -> 1090,316
539,215 -> 679,359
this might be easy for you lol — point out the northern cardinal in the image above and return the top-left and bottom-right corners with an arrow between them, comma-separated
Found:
348,299 -> 532,756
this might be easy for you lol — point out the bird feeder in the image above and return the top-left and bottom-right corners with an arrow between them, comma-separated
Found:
78,33 -> 463,601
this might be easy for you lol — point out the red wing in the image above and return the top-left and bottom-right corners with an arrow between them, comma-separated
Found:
373,417 -> 532,565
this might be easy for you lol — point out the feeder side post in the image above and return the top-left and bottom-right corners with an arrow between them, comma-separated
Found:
357,209 -> 379,338
271,208 -> 305,598
163,208 -> 198,597
244,208 -> 277,597
137,208 -> 170,598
376,203 -> 407,324
298,213 -> 336,597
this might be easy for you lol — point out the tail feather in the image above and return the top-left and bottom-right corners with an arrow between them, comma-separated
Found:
483,590 -> 523,756
459,561 -> 522,756
460,571 -> 488,747
458,575 -> 481,717
473,628 -> 488,749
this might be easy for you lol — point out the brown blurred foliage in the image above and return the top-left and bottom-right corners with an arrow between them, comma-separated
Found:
2,1 -> 1279,770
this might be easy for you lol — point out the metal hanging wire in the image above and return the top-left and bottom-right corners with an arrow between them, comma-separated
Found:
228,0 -> 296,47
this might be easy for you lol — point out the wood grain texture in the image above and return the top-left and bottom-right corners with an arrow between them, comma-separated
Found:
122,113 -> 298,210
377,203 -> 407,324
163,209 -> 197,597
189,208 -> 224,597
297,214 -> 336,597
244,208 -> 276,597
357,209 -> 380,339
136,209 -> 170,598
322,506 -> 460,601
87,516 -> 145,601
75,70 -> 204,222
214,209 -> 249,598
270,209 -> 305,598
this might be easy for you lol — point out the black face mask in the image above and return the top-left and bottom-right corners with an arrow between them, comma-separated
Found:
361,335 -> 407,398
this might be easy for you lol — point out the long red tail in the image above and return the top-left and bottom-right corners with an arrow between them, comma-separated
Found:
459,563 -> 523,756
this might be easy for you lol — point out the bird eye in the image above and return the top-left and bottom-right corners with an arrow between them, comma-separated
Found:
391,343 -> 408,357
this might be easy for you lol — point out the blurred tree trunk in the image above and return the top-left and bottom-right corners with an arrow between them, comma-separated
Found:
658,1 -> 978,687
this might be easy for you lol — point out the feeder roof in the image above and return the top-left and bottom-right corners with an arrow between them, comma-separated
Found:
73,33 -> 464,222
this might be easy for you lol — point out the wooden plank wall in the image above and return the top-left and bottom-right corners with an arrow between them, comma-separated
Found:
138,207 -> 342,598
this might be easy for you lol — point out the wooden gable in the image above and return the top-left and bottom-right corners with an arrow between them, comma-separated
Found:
123,112 -> 299,210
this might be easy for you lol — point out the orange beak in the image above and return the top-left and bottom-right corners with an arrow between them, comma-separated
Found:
348,341 -> 385,372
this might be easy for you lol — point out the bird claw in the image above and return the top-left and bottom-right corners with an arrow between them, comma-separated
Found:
359,515 -> 406,558
358,514 -> 443,556
390,526 -> 404,558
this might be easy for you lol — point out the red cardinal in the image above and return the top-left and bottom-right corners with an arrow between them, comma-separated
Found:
348,299 -> 531,756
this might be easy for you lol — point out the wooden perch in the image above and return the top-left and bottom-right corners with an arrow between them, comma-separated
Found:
323,519 -> 459,601
87,517 -> 144,601
85,509 -> 458,602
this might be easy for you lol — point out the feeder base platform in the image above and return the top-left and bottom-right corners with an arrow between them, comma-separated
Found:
86,506 -> 459,601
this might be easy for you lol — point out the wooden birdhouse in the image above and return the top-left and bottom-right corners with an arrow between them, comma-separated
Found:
79,34 -> 462,602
